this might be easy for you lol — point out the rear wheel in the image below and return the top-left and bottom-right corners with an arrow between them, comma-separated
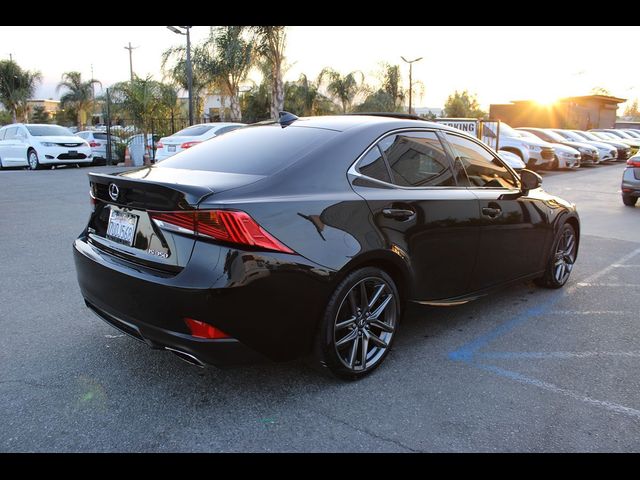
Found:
622,195 -> 638,207
535,223 -> 577,289
314,267 -> 401,380
27,149 -> 41,170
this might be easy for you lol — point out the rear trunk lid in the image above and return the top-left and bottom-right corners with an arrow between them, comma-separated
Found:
86,166 -> 264,271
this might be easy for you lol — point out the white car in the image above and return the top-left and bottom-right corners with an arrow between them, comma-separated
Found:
77,131 -> 122,165
0,123 -> 92,170
498,150 -> 526,171
155,123 -> 244,162
482,122 -> 556,170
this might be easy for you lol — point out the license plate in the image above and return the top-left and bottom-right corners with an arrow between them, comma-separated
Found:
168,145 -> 176,152
106,209 -> 138,246
69,150 -> 77,155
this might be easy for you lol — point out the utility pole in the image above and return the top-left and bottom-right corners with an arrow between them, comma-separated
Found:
401,56 -> 423,115
124,42 -> 138,81
91,64 -> 95,125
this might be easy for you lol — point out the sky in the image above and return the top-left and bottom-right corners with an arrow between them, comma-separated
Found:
1,26 -> 638,110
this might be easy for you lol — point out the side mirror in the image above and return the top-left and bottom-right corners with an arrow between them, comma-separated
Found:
520,169 -> 542,191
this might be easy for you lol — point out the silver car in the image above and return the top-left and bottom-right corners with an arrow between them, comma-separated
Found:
622,154 -> 640,207
77,131 -> 121,165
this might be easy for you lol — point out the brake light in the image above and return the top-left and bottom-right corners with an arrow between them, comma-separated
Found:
149,210 -> 294,253
184,318 -> 230,339
627,158 -> 640,167
156,141 -> 163,149
89,141 -> 100,147
180,141 -> 201,149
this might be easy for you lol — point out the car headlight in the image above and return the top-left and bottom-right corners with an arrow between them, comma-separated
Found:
527,145 -> 541,152
577,147 -> 590,154
559,151 -> 572,158
40,142 -> 57,147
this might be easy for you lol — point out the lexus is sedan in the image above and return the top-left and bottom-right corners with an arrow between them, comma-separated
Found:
73,114 -> 580,380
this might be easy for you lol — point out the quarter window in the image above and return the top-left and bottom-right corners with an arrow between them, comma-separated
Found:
357,146 -> 391,183
4,127 -> 17,140
381,131 -> 455,187
445,133 -> 518,189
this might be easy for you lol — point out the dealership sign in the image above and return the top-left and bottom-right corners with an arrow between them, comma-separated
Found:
433,118 -> 478,137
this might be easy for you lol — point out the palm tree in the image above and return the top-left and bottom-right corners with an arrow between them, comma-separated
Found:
195,26 -> 253,122
285,73 -> 335,116
319,68 -> 365,114
0,60 -> 42,122
250,26 -> 286,120
57,72 -> 101,130
161,45 -> 209,119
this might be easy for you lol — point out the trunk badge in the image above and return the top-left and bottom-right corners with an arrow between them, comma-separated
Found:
109,183 -> 120,201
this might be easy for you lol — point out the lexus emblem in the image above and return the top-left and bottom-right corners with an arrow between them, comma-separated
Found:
108,183 -> 120,202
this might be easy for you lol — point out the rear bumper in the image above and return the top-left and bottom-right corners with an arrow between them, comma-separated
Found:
73,236 -> 334,365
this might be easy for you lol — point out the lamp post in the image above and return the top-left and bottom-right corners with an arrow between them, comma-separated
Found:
167,26 -> 193,126
401,56 -> 423,115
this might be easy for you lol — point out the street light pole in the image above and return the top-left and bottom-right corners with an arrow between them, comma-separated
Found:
167,26 -> 194,126
401,56 -> 423,115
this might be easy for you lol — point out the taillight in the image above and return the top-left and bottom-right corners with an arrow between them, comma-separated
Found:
180,141 -> 201,149
156,141 -> 163,149
149,210 -> 294,254
184,318 -> 230,339
627,158 -> 640,167
89,141 -> 100,147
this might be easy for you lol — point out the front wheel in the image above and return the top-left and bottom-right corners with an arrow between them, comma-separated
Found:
535,223 -> 577,289
27,149 -> 41,170
622,195 -> 637,207
314,267 -> 401,380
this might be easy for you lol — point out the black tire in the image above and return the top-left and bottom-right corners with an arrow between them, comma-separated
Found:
535,223 -> 577,289
27,149 -> 41,170
622,195 -> 637,207
0,156 -> 4,169
314,266 -> 401,380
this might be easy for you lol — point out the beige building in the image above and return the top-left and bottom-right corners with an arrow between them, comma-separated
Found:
26,99 -> 61,120
489,95 -> 626,130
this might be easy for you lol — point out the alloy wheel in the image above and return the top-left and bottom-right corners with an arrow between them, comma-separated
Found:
333,276 -> 397,372
28,151 -> 38,170
553,228 -> 576,284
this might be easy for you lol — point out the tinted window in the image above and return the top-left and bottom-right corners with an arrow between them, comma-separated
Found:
357,146 -> 391,183
26,125 -> 73,136
94,133 -> 109,140
157,125 -> 337,175
446,133 -> 518,189
381,131 -> 455,187
4,127 -> 17,140
214,125 -> 242,136
172,125 -> 215,137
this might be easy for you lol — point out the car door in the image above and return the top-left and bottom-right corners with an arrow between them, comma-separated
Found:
14,126 -> 30,163
1,127 -> 20,165
443,132 -> 553,291
349,129 -> 481,301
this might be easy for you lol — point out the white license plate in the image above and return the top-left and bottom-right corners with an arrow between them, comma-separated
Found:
168,145 -> 176,152
106,209 -> 138,246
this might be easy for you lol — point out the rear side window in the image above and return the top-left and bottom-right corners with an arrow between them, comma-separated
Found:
4,127 -> 17,140
381,131 -> 455,187
0,128 -> 6,140
445,133 -> 518,189
94,133 -> 108,140
157,125 -> 337,175
357,146 -> 391,183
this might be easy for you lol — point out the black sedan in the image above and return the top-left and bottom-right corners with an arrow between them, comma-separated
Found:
74,114 -> 580,380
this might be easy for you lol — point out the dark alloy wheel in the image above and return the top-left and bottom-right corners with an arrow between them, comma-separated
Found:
315,267 -> 400,380
535,223 -> 577,288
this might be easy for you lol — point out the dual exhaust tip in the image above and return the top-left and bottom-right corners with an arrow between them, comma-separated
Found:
164,347 -> 205,368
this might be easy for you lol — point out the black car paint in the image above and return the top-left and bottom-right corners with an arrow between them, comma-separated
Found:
74,116 -> 580,365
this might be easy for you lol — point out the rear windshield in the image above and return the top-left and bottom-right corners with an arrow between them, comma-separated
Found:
172,125 -> 215,137
157,125 -> 338,175
26,125 -> 74,136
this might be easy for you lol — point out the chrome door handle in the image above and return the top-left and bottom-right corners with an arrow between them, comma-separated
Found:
382,208 -> 415,220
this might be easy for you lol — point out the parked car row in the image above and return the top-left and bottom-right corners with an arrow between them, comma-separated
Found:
480,121 -> 637,172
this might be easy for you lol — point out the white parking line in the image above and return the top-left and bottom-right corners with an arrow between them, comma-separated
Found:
549,310 -> 629,315
577,283 -> 640,288
478,351 -> 640,359
611,264 -> 640,268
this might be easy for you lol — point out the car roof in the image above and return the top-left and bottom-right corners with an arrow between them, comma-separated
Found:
272,114 -> 461,134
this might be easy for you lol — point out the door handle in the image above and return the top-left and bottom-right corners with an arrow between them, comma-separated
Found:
482,207 -> 502,218
382,208 -> 415,220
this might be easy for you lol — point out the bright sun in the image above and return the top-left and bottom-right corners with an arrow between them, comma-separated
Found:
532,92 -> 560,106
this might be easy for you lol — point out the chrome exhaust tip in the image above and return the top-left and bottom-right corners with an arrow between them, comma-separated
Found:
165,347 -> 205,368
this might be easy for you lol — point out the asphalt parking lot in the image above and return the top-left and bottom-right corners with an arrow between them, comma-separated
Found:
1,162 -> 639,452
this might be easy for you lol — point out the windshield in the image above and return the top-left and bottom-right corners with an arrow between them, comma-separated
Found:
531,129 -> 566,143
26,125 -> 74,136
579,131 -> 602,141
624,130 -> 640,138
570,131 -> 590,140
494,122 -> 522,137
171,125 -> 216,137
554,130 -> 582,141
606,130 -> 631,139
